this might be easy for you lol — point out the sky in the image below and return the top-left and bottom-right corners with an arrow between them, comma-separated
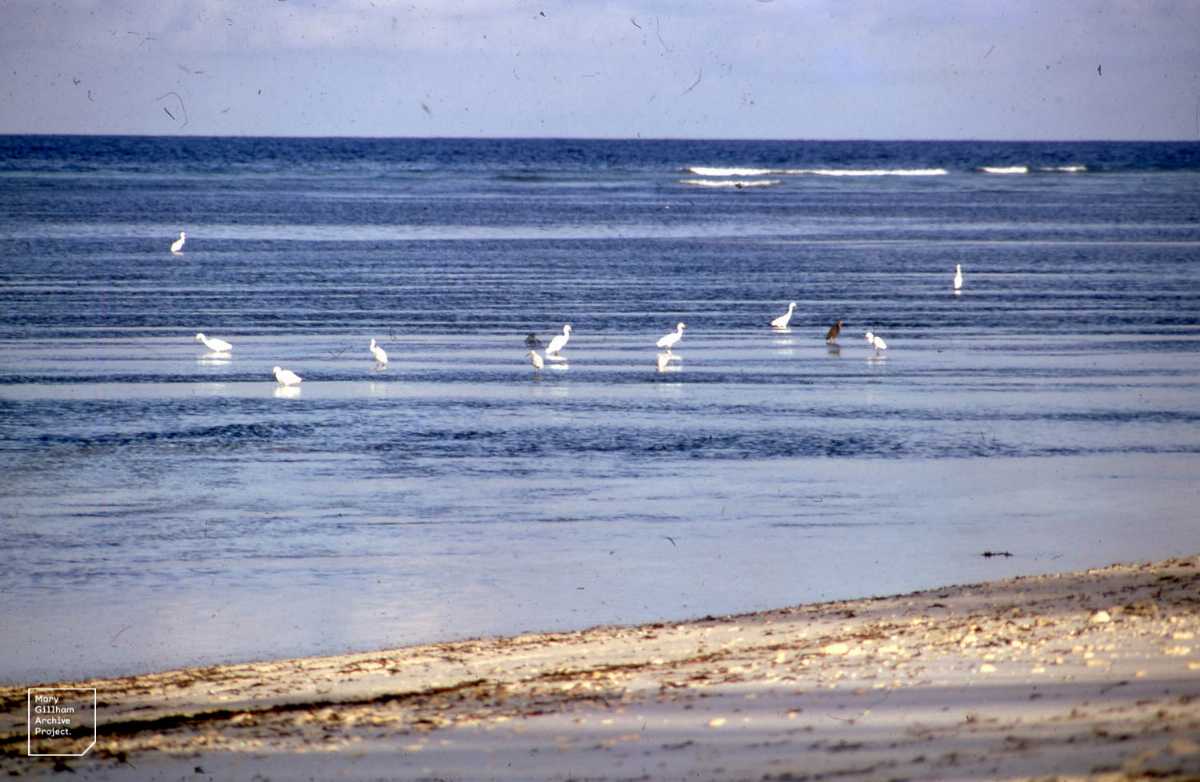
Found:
1,0 -> 1198,139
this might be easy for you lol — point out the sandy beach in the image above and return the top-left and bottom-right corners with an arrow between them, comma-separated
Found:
3,555 -> 1199,781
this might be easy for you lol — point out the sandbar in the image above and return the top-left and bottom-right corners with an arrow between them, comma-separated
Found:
2,555 -> 1199,780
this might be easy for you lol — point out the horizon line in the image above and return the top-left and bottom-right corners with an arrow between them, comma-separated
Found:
1,132 -> 1197,144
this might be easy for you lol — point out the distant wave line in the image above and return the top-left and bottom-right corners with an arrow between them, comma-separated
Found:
687,166 -> 775,176
977,165 -> 1090,174
679,178 -> 782,188
687,165 -> 1089,177
686,166 -> 948,177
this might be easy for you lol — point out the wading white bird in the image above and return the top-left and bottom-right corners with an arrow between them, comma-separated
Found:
273,366 -> 303,386
369,338 -> 388,365
770,301 -> 797,329
171,231 -> 186,254
864,331 -> 888,353
656,322 -> 686,352
529,350 -> 544,371
953,263 -> 964,291
195,332 -> 232,352
545,324 -> 572,356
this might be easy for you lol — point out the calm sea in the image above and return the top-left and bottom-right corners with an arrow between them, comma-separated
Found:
1,136 -> 1199,683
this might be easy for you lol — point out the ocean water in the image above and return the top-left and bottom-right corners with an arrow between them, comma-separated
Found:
1,136 -> 1199,684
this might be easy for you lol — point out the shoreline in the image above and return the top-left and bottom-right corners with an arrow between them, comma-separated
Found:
3,555 -> 1199,780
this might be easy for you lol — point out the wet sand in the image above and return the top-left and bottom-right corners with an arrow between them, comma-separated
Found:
3,555 -> 1199,781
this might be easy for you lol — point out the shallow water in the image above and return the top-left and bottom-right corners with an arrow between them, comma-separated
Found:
1,137 -> 1199,683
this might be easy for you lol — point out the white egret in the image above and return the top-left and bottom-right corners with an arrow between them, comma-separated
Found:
864,331 -> 888,353
529,350 -> 544,371
545,324 -> 572,356
656,322 -> 686,352
953,263 -> 964,291
369,338 -> 388,365
195,332 -> 232,352
770,302 -> 797,329
273,366 -> 302,386
171,231 -> 186,254
825,319 -> 844,343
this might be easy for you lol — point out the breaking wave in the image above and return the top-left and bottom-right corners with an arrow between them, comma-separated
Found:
687,166 -> 776,177
689,164 -> 1088,178
685,166 -> 947,177
978,165 -> 1030,175
679,178 -> 782,188
979,164 -> 1089,175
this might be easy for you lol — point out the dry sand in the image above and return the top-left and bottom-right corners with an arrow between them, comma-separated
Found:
3,555 -> 1199,781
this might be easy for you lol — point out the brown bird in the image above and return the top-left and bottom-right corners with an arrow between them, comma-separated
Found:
825,319 -> 844,343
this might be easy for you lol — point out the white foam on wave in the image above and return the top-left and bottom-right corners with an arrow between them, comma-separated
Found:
1038,164 -> 1088,173
687,166 -> 776,177
680,178 -> 782,188
687,166 -> 947,177
979,165 -> 1029,175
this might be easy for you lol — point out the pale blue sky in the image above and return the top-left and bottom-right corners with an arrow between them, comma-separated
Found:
1,0 -> 1197,138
